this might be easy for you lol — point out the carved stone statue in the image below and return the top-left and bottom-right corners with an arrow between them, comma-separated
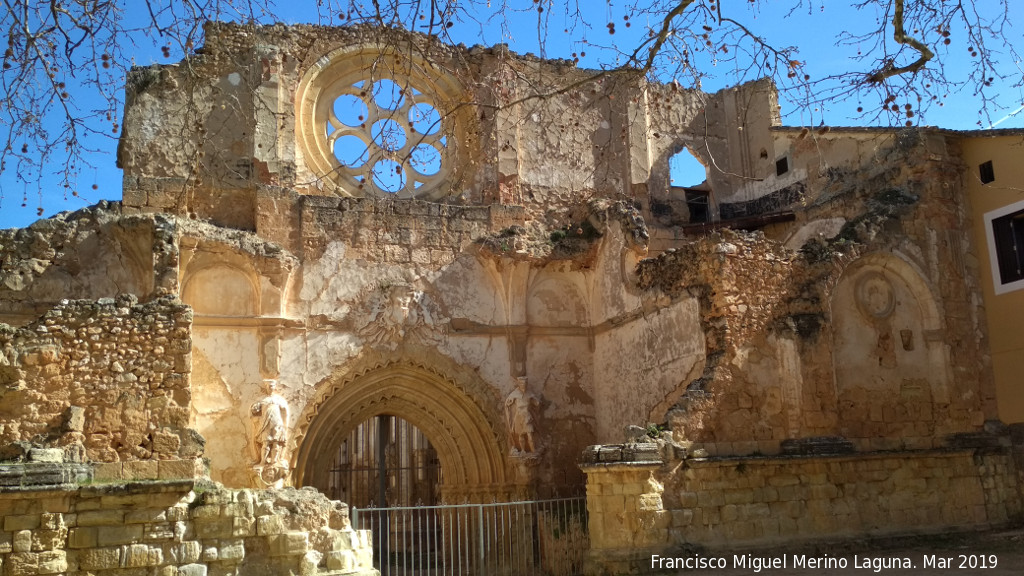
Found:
504,377 -> 539,455
251,378 -> 290,484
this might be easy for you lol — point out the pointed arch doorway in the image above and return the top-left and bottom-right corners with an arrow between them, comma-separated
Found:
293,358 -> 515,503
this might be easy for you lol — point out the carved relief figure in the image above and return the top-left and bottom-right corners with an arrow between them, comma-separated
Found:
251,378 -> 290,483
360,284 -> 442,349
505,377 -> 539,455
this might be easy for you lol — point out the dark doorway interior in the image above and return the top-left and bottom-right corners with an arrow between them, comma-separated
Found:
328,414 -> 441,508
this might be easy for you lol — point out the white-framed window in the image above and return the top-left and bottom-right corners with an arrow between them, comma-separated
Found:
984,197 -> 1024,295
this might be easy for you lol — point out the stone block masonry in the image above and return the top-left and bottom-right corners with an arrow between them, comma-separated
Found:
0,479 -> 376,576
582,446 -> 1024,574
295,195 -> 526,265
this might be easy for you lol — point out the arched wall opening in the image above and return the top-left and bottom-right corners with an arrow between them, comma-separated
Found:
669,147 -> 711,224
293,359 -> 514,503
669,146 -> 708,189
650,144 -> 713,226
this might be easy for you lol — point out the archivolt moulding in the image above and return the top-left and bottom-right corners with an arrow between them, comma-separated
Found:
292,350 -> 511,498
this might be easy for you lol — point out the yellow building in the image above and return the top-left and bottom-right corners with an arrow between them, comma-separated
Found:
961,130 -> 1024,424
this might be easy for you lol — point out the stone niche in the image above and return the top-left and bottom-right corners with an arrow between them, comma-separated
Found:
831,253 -> 953,448
182,265 -> 257,317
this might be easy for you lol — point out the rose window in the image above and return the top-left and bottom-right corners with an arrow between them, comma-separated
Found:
324,78 -> 449,197
295,43 -> 474,201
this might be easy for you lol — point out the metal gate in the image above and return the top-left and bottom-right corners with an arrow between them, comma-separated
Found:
327,415 -> 441,508
352,497 -> 588,576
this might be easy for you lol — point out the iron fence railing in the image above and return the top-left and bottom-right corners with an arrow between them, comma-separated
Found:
351,497 -> 588,576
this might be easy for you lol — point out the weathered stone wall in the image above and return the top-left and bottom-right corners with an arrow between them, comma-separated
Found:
583,447 -> 1024,574
642,78 -> 782,216
591,298 -> 705,443
173,196 -> 685,494
295,196 -> 525,265
635,129 -> 996,457
0,296 -> 198,466
0,203 -> 177,325
117,23 -> 743,228
123,125 -> 1001,494
0,479 -> 375,576
638,231 -> 819,452
3,20 -> 1004,522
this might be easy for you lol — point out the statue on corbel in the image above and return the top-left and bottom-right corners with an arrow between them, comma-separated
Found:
505,376 -> 540,457
251,378 -> 291,488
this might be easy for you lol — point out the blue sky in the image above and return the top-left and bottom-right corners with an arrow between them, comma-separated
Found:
1,1 -> 1022,229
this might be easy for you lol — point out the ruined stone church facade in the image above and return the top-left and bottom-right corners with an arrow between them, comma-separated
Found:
1,22 -> 1022,572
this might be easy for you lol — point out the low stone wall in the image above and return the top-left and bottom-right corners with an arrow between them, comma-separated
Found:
583,446 -> 1023,574
0,477 -> 376,576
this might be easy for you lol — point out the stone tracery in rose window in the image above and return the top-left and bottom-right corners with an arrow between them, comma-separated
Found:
315,74 -> 450,198
296,46 -> 474,200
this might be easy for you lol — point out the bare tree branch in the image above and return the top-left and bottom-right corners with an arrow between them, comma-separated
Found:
1,0 -> 1021,217
867,0 -> 935,83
